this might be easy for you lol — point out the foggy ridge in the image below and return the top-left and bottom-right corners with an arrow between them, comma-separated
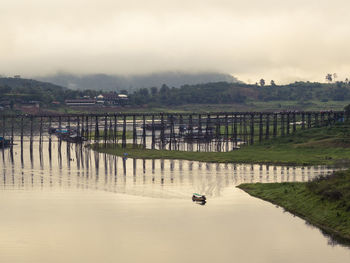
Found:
37,72 -> 240,91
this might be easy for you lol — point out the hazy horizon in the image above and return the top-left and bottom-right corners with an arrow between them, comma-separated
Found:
1,0 -> 349,84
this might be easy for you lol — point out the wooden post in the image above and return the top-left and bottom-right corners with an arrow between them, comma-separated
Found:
243,114 -> 247,143
198,114 -> 202,137
104,115 -> 108,146
95,116 -> 99,142
197,114 -> 202,151
109,117 -> 113,142
215,115 -> 220,139
151,115 -> 155,149
205,114 -> 210,141
321,112 -> 325,127
30,116 -> 33,146
77,116 -> 80,137
142,115 -> 146,149
259,113 -> 263,142
122,115 -> 127,148
114,115 -> 117,144
132,115 -> 137,147
233,114 -> 238,146
48,116 -> 52,151
307,113 -> 311,129
265,114 -> 270,140
189,114 -> 193,141
169,115 -> 173,150
39,116 -> 43,144
286,113 -> 290,135
315,113 -> 319,127
273,113 -> 277,138
20,116 -> 24,146
250,114 -> 254,145
301,113 -> 305,130
86,116 -> 89,141
293,112 -> 296,133
281,113 -> 285,136
224,114 -> 229,141
2,116 -> 5,149
160,113 -> 165,149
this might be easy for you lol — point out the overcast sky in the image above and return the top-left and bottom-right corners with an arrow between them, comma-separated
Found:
1,0 -> 349,83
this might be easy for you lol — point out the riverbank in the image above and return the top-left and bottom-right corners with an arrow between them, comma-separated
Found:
90,123 -> 350,165
238,169 -> 350,243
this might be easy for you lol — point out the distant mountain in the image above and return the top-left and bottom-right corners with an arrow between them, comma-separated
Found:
37,72 -> 240,91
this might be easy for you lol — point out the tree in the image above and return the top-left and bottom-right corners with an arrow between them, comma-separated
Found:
325,73 -> 333,82
259,79 -> 265,87
270,80 -> 276,86
150,87 -> 158,96
333,73 -> 338,81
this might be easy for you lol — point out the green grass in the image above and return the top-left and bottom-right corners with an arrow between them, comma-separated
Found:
237,169 -> 350,243
90,123 -> 350,165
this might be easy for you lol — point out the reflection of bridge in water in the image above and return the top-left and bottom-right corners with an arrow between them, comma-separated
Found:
1,140 -> 336,199
0,111 -> 345,152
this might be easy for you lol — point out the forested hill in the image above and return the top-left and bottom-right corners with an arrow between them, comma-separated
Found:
130,81 -> 350,105
0,77 -> 75,104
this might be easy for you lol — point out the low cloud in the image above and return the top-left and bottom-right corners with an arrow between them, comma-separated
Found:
1,0 -> 350,83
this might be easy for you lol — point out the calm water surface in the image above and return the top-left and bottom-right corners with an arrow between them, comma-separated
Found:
1,139 -> 350,263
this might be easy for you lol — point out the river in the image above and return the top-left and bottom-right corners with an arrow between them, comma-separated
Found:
1,139 -> 349,263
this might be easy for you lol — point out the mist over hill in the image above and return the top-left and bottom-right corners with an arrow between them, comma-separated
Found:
37,72 -> 240,91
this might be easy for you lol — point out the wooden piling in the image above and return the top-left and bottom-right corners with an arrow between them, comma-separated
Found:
133,115 -> 137,147
205,114 -> 210,140
160,113 -> 165,149
2,116 -> 5,149
281,113 -> 285,136
122,115 -> 127,148
250,114 -> 254,145
273,113 -> 277,138
307,113 -> 311,129
86,116 -> 89,141
114,115 -> 117,144
233,114 -> 238,146
104,115 -> 108,146
301,113 -> 305,130
265,114 -> 270,140
169,115 -> 174,150
20,116 -> 24,146
30,116 -> 33,146
293,112 -> 296,133
95,116 -> 99,142
39,116 -> 43,143
224,114 -> 229,141
151,115 -> 155,149
142,115 -> 146,149
259,113 -> 263,142
197,114 -> 202,151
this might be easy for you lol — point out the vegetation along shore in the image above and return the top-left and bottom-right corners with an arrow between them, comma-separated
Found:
90,123 -> 350,166
238,169 -> 350,243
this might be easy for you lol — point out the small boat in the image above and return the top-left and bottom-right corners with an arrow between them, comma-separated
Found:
192,193 -> 206,202
0,137 -> 11,147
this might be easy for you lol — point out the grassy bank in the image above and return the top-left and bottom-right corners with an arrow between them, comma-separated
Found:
90,123 -> 350,165
238,169 -> 350,243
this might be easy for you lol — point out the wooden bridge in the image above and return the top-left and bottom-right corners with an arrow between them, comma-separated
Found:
0,111 -> 345,151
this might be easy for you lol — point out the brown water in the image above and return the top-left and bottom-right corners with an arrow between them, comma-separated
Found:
1,139 -> 350,263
